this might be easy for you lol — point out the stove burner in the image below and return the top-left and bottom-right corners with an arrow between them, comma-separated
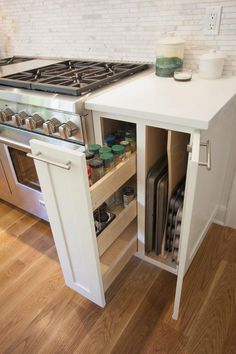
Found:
0,60 -> 149,96
0,56 -> 35,66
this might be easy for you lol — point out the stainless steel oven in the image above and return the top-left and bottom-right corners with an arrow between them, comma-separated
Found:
0,127 -> 47,219
0,124 -> 84,221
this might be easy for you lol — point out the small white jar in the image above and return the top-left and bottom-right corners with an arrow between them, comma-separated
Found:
199,50 -> 225,80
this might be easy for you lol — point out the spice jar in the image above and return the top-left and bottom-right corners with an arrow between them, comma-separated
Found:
100,152 -> 114,173
114,188 -> 123,205
84,150 -> 95,165
94,209 -> 110,233
89,158 -> 104,183
88,144 -> 101,158
104,135 -> 116,147
120,140 -> 132,158
122,186 -> 135,207
125,131 -> 136,152
112,144 -> 125,165
99,146 -> 112,156
115,128 -> 126,142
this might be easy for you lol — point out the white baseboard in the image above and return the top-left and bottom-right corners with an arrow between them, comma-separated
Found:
188,206 -> 218,266
213,204 -> 227,226
188,204 -> 226,268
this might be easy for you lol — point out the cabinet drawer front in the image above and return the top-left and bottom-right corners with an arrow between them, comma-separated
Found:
30,139 -> 106,307
90,153 -> 136,210
29,139 -> 137,308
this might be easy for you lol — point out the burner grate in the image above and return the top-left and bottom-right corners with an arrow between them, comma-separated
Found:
0,60 -> 149,96
0,56 -> 35,66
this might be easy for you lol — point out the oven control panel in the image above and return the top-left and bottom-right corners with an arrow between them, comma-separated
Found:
0,100 -> 85,145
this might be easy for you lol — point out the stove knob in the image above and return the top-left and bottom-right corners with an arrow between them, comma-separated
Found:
59,121 -> 79,139
0,107 -> 14,122
12,111 -> 28,127
43,117 -> 61,135
25,114 -> 44,130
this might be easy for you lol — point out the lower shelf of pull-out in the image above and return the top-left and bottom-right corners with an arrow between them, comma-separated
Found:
97,199 -> 137,256
100,219 -> 137,292
136,241 -> 178,275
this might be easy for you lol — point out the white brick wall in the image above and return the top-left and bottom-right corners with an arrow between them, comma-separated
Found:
0,0 -> 236,75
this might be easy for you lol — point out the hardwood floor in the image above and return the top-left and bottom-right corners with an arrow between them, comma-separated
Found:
0,199 -> 236,354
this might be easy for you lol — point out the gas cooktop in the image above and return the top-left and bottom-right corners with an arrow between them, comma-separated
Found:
0,56 -> 35,66
0,60 -> 149,96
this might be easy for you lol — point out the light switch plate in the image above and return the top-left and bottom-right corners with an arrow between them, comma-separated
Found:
204,6 -> 222,35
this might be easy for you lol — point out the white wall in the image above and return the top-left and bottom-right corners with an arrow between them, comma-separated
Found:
0,0 -> 236,75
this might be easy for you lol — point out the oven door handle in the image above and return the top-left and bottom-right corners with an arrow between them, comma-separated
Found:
0,135 -> 30,152
27,152 -> 71,170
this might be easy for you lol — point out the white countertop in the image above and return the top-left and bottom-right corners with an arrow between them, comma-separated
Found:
85,72 -> 236,130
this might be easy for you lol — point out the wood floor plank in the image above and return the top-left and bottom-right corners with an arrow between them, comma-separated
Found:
73,260 -> 161,354
13,258 -> 141,354
0,220 -> 54,268
186,261 -> 236,354
0,200 -> 236,354
163,223 -> 236,335
0,255 -> 63,352
110,271 -> 178,354
222,308 -> 236,354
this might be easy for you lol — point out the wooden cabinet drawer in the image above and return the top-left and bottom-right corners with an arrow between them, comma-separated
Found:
101,219 -> 137,291
97,199 -> 137,256
90,153 -> 136,210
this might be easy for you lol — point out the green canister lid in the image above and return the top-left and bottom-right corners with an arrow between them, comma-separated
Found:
88,144 -> 101,154
112,144 -> 125,155
99,146 -> 112,155
100,152 -> 114,163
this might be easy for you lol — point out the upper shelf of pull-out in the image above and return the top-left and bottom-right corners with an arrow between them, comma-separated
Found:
86,72 -> 236,130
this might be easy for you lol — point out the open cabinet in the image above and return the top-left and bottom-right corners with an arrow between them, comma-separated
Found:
29,98 -> 236,319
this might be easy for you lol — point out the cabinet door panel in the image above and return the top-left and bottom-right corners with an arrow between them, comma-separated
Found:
172,131 -> 200,319
30,139 -> 105,307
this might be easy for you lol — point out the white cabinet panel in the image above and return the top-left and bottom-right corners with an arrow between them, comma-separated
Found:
30,139 -> 105,307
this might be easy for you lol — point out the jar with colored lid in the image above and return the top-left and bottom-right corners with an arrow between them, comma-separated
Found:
112,144 -> 125,165
104,135 -> 116,147
120,140 -> 132,158
88,144 -> 101,157
125,131 -> 136,152
84,150 -> 95,165
115,128 -> 126,142
100,152 -> 114,173
99,146 -> 112,156
156,35 -> 185,77
89,158 -> 104,183
122,186 -> 135,207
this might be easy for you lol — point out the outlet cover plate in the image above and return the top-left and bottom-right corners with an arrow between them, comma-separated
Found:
204,5 -> 222,35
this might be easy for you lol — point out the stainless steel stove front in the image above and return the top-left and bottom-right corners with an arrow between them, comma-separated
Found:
0,124 -> 84,221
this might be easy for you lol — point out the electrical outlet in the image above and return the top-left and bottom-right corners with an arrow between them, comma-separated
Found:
204,6 -> 222,35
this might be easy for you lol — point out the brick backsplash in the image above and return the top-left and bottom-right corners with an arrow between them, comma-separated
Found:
0,0 -> 235,75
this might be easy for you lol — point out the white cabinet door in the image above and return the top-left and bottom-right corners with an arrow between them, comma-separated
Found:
29,139 -> 105,307
173,106 -> 235,319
